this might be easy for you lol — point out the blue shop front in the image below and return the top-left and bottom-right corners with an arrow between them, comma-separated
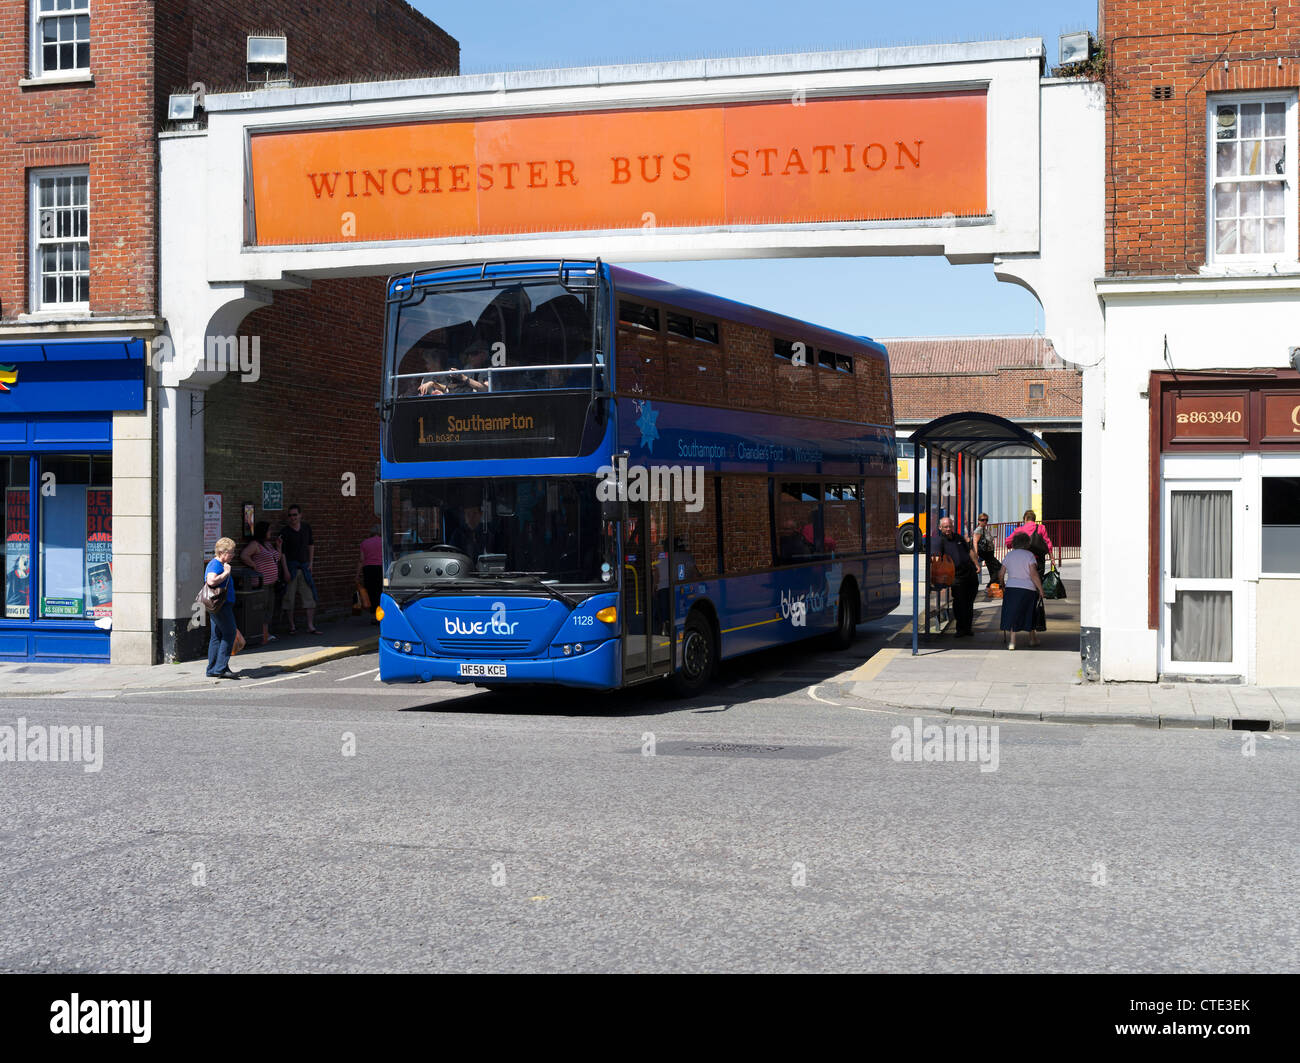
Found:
0,337 -> 145,662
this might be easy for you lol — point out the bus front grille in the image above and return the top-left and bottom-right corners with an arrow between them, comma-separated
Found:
437,639 -> 534,657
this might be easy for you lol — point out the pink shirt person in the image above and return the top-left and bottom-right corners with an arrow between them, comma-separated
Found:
359,534 -> 382,567
1005,519 -> 1053,559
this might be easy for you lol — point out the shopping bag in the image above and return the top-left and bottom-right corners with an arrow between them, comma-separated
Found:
1033,597 -> 1047,632
1042,566 -> 1067,600
987,581 -> 1003,600
232,629 -> 247,655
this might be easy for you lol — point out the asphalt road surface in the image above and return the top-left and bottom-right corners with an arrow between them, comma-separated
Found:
1,627 -> 1295,973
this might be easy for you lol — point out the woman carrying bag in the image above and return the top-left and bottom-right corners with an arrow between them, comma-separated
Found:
202,537 -> 243,679
999,532 -> 1046,650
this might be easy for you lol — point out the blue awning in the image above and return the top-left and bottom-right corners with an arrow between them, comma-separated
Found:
0,337 -> 146,414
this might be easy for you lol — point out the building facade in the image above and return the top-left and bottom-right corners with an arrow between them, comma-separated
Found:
0,1 -> 456,664
1087,0 -> 1300,683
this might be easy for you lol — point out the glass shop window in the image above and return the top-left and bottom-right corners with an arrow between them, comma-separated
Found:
3,456 -> 31,620
1262,476 -> 1300,574
38,454 -> 112,620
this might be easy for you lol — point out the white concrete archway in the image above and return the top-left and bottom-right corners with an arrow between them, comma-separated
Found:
157,40 -> 1104,653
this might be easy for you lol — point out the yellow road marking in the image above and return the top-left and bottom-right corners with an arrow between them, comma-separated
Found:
846,647 -> 901,682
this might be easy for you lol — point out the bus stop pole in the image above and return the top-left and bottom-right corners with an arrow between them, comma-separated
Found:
912,441 -> 921,656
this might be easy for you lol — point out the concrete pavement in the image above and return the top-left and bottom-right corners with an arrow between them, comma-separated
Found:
850,568 -> 1300,731
0,616 -> 378,697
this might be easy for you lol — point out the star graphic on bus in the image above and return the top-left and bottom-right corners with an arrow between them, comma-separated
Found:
636,402 -> 660,452
0,365 -> 16,393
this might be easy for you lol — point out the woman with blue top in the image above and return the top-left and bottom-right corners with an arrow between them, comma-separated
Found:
205,537 -> 242,679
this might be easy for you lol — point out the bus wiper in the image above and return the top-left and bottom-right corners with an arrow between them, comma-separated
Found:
412,574 -> 577,607
497,573 -> 578,608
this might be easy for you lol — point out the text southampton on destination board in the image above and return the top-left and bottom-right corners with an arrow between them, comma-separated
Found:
250,92 -> 987,244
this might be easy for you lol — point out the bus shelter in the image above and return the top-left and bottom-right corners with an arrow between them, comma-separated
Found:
907,412 -> 1057,654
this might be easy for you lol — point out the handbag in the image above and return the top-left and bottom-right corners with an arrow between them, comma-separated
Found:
1033,596 -> 1048,632
929,554 -> 955,587
1042,564 -> 1068,600
196,580 -> 226,613
1028,527 -> 1049,559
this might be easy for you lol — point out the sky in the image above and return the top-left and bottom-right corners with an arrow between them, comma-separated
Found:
410,0 -> 1098,339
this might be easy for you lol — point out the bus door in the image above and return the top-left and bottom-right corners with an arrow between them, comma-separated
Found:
621,500 -> 674,681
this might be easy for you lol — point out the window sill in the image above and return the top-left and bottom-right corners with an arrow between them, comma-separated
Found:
1199,261 -> 1300,277
16,309 -> 92,321
18,72 -> 94,88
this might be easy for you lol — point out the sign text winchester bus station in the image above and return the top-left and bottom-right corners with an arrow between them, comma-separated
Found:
249,91 -> 988,244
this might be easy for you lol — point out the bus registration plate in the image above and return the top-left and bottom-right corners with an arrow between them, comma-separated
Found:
459,664 -> 507,678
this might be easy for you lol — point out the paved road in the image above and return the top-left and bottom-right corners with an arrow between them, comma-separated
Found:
1,627 -> 1295,973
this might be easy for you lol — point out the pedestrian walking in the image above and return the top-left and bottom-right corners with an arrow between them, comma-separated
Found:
357,524 -> 383,625
999,532 -> 1046,650
936,516 -> 980,637
241,520 -> 289,645
1005,509 -> 1054,577
279,504 -> 320,635
204,537 -> 242,679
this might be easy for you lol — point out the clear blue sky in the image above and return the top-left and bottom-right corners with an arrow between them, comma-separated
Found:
410,0 -> 1097,338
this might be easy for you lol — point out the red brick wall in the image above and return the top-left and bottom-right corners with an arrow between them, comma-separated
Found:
203,278 -> 387,619
0,0 -> 156,320
154,0 -> 458,116
892,366 -> 1081,422
1103,0 -> 1300,273
1,0 -> 457,323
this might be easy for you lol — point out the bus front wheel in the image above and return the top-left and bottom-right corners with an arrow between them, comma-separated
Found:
670,611 -> 715,697
897,524 -> 916,552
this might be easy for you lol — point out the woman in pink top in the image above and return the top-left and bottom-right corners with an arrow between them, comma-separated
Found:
241,520 -> 289,645
357,525 -> 383,624
1005,509 -> 1054,574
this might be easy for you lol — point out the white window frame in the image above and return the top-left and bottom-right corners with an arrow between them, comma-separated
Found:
1205,91 -> 1297,270
30,0 -> 91,79
29,166 -> 90,314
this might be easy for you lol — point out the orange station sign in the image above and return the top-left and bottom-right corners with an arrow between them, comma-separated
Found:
248,91 -> 988,245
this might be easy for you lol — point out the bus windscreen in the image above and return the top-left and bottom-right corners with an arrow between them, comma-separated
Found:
389,281 -> 600,398
385,477 -> 610,588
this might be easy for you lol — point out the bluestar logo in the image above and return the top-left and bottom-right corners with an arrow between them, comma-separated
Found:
444,616 -> 519,636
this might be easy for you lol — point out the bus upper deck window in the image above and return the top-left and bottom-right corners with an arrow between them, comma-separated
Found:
619,301 -> 659,331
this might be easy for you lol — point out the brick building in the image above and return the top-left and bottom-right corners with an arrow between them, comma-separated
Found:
886,335 -> 1082,525
1087,0 -> 1300,683
0,1 -> 456,663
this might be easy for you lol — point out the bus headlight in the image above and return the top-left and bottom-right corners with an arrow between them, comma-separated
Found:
595,606 -> 617,624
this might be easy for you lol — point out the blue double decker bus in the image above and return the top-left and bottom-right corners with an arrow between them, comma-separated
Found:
377,260 -> 899,694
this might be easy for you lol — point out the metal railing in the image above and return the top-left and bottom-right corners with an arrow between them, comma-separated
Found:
983,519 -> 1080,562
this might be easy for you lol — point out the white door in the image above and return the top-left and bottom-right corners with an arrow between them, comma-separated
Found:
1160,479 -> 1245,676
